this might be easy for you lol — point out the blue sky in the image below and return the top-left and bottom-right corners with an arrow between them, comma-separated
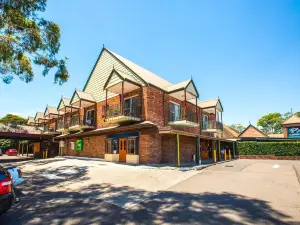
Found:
0,0 -> 299,126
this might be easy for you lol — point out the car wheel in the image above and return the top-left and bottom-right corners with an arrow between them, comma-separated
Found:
0,197 -> 13,215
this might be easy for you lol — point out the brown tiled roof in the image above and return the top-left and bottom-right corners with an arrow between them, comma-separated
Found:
282,115 -> 300,125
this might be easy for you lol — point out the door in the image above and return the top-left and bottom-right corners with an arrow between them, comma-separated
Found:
119,138 -> 127,162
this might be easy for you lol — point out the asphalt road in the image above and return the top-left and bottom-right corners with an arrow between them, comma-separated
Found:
1,159 -> 300,225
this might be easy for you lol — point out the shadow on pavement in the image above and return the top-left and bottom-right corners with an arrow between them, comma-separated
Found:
1,182 -> 297,225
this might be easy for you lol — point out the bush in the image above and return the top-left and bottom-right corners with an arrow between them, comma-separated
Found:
237,141 -> 300,156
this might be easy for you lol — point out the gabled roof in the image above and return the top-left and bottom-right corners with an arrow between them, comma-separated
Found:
282,115 -> 300,125
70,89 -> 96,105
222,124 -> 239,138
238,124 -> 268,138
199,98 -> 223,111
165,78 -> 199,97
103,69 -> 142,90
27,116 -> 35,125
44,106 -> 58,116
106,48 -> 172,89
34,112 -> 44,121
58,97 -> 71,110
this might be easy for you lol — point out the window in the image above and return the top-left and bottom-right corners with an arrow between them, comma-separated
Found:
71,114 -> 78,126
202,115 -> 208,129
169,102 -> 181,122
124,96 -> 138,117
86,109 -> 95,126
102,105 -> 106,117
105,139 -> 112,153
112,140 -> 118,153
128,138 -> 136,154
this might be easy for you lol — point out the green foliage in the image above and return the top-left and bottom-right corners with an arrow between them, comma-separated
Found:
257,112 -> 284,134
0,113 -> 27,125
0,0 -> 69,84
295,112 -> 300,117
0,139 -> 12,149
237,141 -> 300,156
229,124 -> 245,133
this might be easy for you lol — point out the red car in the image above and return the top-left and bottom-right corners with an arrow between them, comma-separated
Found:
6,149 -> 18,156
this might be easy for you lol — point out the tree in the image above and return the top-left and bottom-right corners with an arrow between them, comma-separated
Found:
257,112 -> 284,134
229,124 -> 245,133
295,112 -> 300,117
0,139 -> 12,149
0,0 -> 69,84
0,114 -> 27,125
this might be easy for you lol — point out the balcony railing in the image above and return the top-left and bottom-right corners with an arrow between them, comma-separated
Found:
69,115 -> 96,130
44,125 -> 57,134
105,103 -> 141,123
168,108 -> 198,127
202,120 -> 223,132
57,120 -> 64,130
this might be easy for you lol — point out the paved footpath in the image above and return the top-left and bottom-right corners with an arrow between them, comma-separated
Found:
1,159 -> 300,225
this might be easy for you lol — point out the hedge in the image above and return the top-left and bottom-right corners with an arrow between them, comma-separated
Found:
237,141 -> 300,156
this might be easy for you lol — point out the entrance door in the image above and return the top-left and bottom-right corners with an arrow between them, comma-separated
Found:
119,138 -> 127,162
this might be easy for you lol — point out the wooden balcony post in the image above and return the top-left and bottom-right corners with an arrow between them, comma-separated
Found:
196,98 -> 198,123
215,107 -> 217,129
121,81 -> 124,115
140,88 -> 143,119
70,106 -> 73,127
184,90 -> 187,120
79,100 -> 81,125
105,89 -> 108,118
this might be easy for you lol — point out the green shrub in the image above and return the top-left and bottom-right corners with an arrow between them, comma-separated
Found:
237,141 -> 300,156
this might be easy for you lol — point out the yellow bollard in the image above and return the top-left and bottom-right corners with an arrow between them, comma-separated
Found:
229,150 -> 232,160
45,151 -> 48,159
42,151 -> 45,159
224,150 -> 227,160
213,150 -> 217,162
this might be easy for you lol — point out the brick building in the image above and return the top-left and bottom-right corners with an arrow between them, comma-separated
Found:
29,47 -> 235,165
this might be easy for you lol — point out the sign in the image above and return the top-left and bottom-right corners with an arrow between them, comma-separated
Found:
287,127 -> 300,139
76,139 -> 83,151
59,141 -> 65,148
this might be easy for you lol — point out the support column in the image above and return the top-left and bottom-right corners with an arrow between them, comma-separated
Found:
218,140 -> 221,161
233,141 -> 236,159
121,82 -> 124,115
79,100 -> 81,125
195,135 -> 200,165
26,143 -> 29,157
184,90 -> 187,120
196,98 -> 198,123
105,89 -> 108,118
177,134 -> 180,167
140,88 -> 143,119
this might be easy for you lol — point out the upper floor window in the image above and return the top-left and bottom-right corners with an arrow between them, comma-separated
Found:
86,109 -> 95,126
71,114 -> 78,126
124,96 -> 138,117
169,102 -> 180,122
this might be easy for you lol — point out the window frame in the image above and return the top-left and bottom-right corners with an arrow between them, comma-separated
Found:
169,101 -> 181,122
105,139 -> 112,154
127,138 -> 136,155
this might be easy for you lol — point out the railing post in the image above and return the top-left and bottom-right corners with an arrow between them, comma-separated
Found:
105,89 -> 108,119
196,98 -> 198,123
121,81 -> 124,115
79,100 -> 81,125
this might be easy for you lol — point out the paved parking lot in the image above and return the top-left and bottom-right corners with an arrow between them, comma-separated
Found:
0,158 -> 300,224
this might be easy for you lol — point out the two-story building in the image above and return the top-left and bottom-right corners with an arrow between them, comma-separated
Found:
29,47 -> 234,165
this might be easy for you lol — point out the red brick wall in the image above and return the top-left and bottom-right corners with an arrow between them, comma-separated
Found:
139,128 -> 161,164
161,135 -> 196,163
62,135 -> 105,158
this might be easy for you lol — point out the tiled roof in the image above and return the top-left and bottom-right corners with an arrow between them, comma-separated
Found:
62,98 -> 70,106
34,112 -> 44,121
27,116 -> 35,124
198,99 -> 219,108
45,106 -> 58,115
282,115 -> 300,125
222,124 -> 239,138
76,90 -> 95,102
106,48 -> 172,89
165,79 -> 191,92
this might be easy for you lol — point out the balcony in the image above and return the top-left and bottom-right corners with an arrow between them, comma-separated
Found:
56,120 -> 66,133
168,108 -> 199,127
105,103 -> 141,124
202,120 -> 223,132
68,115 -> 96,132
44,125 -> 59,135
